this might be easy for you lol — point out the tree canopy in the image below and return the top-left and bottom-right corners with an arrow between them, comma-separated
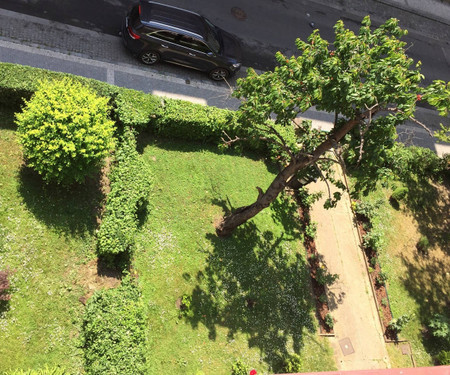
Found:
216,16 -> 438,236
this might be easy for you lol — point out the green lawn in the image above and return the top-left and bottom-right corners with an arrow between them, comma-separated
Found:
0,107 -> 335,374
0,107 -> 99,373
134,135 -> 335,374
350,176 -> 449,367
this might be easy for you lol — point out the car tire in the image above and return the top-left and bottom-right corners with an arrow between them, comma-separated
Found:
209,67 -> 230,81
139,50 -> 160,65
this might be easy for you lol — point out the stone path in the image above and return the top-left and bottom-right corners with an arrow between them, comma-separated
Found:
308,166 -> 390,371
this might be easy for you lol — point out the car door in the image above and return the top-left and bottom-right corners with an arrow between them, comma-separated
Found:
176,35 -> 217,72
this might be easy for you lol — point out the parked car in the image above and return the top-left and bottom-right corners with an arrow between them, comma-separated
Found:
121,1 -> 242,81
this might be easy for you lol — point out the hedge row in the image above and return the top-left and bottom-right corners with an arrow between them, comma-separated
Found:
5,367 -> 67,375
97,129 -> 152,257
81,276 -> 148,375
0,62 -> 243,145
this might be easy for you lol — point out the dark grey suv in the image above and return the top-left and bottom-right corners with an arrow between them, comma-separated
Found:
122,1 -> 242,80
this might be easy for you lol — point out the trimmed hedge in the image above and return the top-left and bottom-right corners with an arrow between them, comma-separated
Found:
0,63 -> 240,145
81,276 -> 148,375
97,129 -> 152,257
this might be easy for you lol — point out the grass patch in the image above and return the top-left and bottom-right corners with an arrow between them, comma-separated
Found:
349,173 -> 449,367
134,136 -> 335,374
0,106 -> 101,372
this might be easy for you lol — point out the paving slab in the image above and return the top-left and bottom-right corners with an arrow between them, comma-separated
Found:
308,166 -> 390,371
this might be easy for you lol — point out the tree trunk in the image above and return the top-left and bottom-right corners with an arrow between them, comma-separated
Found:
216,111 -> 373,237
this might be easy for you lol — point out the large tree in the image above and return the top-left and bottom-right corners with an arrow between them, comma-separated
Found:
216,16 -> 430,237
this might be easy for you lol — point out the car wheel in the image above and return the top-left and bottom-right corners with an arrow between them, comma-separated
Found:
209,67 -> 230,81
139,51 -> 160,65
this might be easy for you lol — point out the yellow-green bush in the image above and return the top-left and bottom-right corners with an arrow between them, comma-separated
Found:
15,78 -> 116,184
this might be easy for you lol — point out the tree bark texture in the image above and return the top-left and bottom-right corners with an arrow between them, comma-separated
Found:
216,111 -> 373,237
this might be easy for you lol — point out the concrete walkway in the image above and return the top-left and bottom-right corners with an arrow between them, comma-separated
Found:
308,167 -> 390,370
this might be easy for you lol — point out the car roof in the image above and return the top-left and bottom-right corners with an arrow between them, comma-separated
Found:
140,1 -> 207,39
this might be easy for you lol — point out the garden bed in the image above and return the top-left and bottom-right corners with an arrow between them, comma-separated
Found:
297,194 -> 334,335
354,211 -> 396,340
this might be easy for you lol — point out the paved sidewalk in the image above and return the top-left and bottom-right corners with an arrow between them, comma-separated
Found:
308,168 -> 390,370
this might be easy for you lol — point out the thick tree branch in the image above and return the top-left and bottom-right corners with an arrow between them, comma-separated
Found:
387,107 -> 433,137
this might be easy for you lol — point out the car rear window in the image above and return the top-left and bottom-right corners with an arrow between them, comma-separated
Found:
129,5 -> 142,29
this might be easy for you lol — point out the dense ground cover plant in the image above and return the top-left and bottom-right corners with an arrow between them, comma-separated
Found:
97,130 -> 152,259
81,276 -> 147,374
15,78 -> 115,184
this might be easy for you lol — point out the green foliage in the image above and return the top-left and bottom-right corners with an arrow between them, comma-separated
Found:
436,350 -> 450,365
230,360 -> 249,375
318,293 -> 327,304
362,228 -> 384,252
417,235 -> 430,254
391,187 -> 408,203
154,98 -> 239,143
97,130 -> 152,257
428,314 -> 450,344
386,144 -> 448,182
114,88 -> 162,128
376,271 -> 388,286
354,199 -> 384,220
282,353 -> 302,373
178,294 -> 194,318
324,313 -> 334,329
381,298 -> 388,307
388,314 -> 412,333
5,367 -> 67,375
304,221 -> 318,239
316,267 -> 339,286
423,80 -> 449,143
81,276 -> 148,375
15,78 -> 115,184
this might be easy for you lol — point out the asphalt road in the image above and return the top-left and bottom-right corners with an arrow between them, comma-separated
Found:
0,0 -> 449,84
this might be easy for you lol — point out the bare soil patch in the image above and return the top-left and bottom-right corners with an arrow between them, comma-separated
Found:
76,258 -> 121,305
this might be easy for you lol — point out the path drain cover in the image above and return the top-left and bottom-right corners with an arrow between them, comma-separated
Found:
339,337 -> 355,356
231,7 -> 247,20
401,344 -> 411,355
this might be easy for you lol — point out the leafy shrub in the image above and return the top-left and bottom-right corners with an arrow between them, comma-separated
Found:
416,235 -> 430,255
325,313 -> 334,329
5,367 -> 67,375
0,269 -> 11,301
97,130 -> 152,257
15,78 -> 116,184
376,271 -> 388,286
354,199 -> 384,221
390,186 -> 408,203
231,359 -> 249,375
154,98 -> 239,143
370,256 -> 378,267
178,294 -> 194,318
386,144 -> 448,182
81,276 -> 147,375
362,229 -> 384,252
114,88 -> 162,128
428,314 -> 450,344
388,314 -> 411,334
282,353 -> 302,373
304,221 -> 318,239
318,293 -> 327,304
437,350 -> 450,365
316,267 -> 339,286
381,298 -> 388,307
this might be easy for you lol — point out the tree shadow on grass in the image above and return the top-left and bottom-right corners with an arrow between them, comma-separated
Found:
18,166 -> 104,237
184,206 -> 315,371
402,178 -> 449,255
0,105 -> 17,131
399,252 -> 450,355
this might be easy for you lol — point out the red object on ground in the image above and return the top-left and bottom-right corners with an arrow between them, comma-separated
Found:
250,370 -> 257,375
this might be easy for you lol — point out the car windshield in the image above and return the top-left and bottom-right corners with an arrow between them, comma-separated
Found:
203,18 -> 221,54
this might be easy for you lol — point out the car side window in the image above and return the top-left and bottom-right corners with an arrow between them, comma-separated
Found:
179,35 -> 211,53
148,30 -> 179,43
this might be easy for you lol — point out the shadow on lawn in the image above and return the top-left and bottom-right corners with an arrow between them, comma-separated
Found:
18,166 -> 104,237
185,200 -> 315,372
400,253 -> 450,355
